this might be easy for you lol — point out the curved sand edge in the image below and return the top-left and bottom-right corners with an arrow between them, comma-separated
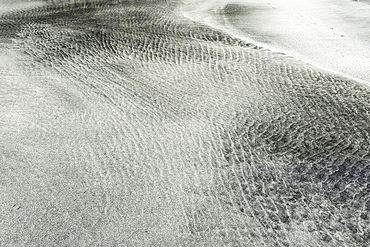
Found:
179,0 -> 370,86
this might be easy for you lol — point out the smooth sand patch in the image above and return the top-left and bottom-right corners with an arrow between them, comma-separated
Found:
0,0 -> 45,15
180,0 -> 370,84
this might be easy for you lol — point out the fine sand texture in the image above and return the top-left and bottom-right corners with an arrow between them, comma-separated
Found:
1,0 -> 369,246
181,0 -> 370,84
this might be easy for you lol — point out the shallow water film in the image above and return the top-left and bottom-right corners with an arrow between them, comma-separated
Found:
0,0 -> 369,246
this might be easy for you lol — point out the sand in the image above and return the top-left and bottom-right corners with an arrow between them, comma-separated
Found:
0,0 -> 45,15
1,0 -> 369,246
181,0 -> 370,85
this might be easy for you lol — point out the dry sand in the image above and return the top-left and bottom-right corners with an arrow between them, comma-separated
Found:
181,0 -> 370,84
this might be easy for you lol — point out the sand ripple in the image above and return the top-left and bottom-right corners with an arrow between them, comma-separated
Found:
0,0 -> 369,246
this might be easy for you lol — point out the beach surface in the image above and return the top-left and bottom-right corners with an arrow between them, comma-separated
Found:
1,0 -> 369,246
0,0 -> 45,15
181,0 -> 370,84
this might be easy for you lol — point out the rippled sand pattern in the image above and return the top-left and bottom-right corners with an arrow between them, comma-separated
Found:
0,0 -> 369,246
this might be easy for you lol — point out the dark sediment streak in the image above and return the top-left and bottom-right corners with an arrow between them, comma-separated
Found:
0,0 -> 369,246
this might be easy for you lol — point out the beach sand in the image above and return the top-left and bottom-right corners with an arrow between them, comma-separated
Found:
1,0 -> 369,246
181,0 -> 370,84
0,0 -> 45,15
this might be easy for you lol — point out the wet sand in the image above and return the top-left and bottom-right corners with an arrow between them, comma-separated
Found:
1,0 -> 369,246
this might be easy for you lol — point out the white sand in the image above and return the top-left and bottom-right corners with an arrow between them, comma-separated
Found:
180,0 -> 370,85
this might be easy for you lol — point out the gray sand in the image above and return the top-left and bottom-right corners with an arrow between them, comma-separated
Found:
1,0 -> 369,246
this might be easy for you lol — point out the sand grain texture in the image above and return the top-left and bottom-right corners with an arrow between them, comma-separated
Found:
0,0 -> 369,246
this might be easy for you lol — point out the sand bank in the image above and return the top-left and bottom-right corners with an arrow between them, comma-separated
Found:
180,0 -> 370,84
